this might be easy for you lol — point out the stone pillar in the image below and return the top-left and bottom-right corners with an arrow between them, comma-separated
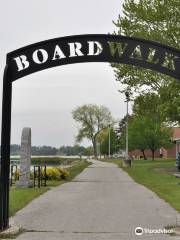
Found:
16,128 -> 32,188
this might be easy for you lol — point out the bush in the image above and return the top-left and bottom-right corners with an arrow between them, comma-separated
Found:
44,168 -> 61,180
56,167 -> 69,179
41,167 -> 70,180
14,166 -> 70,181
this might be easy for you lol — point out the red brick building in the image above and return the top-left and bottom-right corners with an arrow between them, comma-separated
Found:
129,127 -> 180,159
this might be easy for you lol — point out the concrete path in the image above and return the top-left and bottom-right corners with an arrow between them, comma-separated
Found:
12,160 -> 180,239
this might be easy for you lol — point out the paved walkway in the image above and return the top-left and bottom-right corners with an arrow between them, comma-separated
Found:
12,160 -> 180,239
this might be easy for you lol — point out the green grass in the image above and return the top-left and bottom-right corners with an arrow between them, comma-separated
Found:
9,159 -> 90,216
102,158 -> 180,211
9,188 -> 48,216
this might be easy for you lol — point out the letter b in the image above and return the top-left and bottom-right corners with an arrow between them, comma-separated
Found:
14,55 -> 30,71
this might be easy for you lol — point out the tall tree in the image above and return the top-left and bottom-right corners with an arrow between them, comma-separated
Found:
83,146 -> 94,156
159,81 -> 180,124
112,0 -> 180,124
113,0 -> 180,92
119,115 -> 148,159
115,115 -> 133,149
144,117 -> 173,160
96,128 -> 109,157
100,128 -> 118,156
133,92 -> 164,121
72,104 -> 113,157
124,115 -> 172,160
118,92 -> 173,160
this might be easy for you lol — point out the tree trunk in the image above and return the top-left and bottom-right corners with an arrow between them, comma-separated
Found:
151,150 -> 155,161
92,138 -> 97,158
141,149 -> 146,160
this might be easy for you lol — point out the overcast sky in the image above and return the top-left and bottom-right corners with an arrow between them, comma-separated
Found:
0,0 -> 132,147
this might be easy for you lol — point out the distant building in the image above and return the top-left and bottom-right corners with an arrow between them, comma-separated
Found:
129,127 -> 180,159
129,149 -> 160,159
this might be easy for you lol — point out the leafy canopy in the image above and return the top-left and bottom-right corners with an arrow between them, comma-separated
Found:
112,0 -> 180,124
72,104 -> 113,142
113,0 -> 180,92
100,128 -> 118,155
72,104 -> 113,156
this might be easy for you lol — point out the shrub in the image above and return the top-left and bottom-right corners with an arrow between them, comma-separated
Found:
45,168 -> 61,180
56,167 -> 69,180
41,167 -> 69,180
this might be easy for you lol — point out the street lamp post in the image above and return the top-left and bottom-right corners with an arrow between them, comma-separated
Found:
117,90 -> 131,167
124,91 -> 131,167
109,124 -> 111,158
125,91 -> 129,161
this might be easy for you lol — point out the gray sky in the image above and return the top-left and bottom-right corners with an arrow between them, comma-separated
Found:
0,0 -> 131,147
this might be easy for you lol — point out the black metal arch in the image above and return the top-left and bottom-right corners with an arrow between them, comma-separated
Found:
6,34 -> 180,81
1,34 -> 180,231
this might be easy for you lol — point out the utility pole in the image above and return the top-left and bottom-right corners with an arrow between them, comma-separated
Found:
125,91 -> 129,161
108,124 -> 111,158
124,91 -> 131,167
118,90 -> 131,167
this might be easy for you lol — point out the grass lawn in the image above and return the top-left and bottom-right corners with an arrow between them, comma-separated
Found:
10,159 -> 91,216
10,188 -> 48,216
102,158 -> 180,212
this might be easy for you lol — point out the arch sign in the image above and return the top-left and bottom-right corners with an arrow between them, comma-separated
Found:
6,34 -> 180,81
0,34 -> 180,231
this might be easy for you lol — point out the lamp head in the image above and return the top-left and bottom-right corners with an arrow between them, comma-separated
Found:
125,91 -> 129,99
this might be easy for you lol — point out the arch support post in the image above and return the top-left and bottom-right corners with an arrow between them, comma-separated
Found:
0,66 -> 12,231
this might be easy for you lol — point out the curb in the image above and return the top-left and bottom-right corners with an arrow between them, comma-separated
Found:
0,220 -> 20,238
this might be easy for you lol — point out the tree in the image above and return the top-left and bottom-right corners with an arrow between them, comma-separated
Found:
31,146 -> 58,156
144,117 -> 173,160
115,91 -> 174,160
112,0 -> 180,124
131,92 -> 173,159
96,127 -> 109,157
119,115 -> 173,160
159,81 -> 180,124
58,145 -> 85,156
115,115 -> 133,149
113,0 -> 180,92
100,128 -> 118,156
119,115 -> 148,159
72,104 -> 113,157
133,92 -> 165,121
118,91 -> 174,160
83,146 -> 93,156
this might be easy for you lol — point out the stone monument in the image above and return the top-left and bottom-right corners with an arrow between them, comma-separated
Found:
16,127 -> 32,188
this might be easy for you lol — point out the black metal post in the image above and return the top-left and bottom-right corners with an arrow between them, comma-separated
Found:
0,65 -> 12,231
33,165 -> 41,188
40,165 -> 47,187
38,166 -> 40,188
33,166 -> 36,188
44,165 -> 47,187
10,165 -> 13,187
